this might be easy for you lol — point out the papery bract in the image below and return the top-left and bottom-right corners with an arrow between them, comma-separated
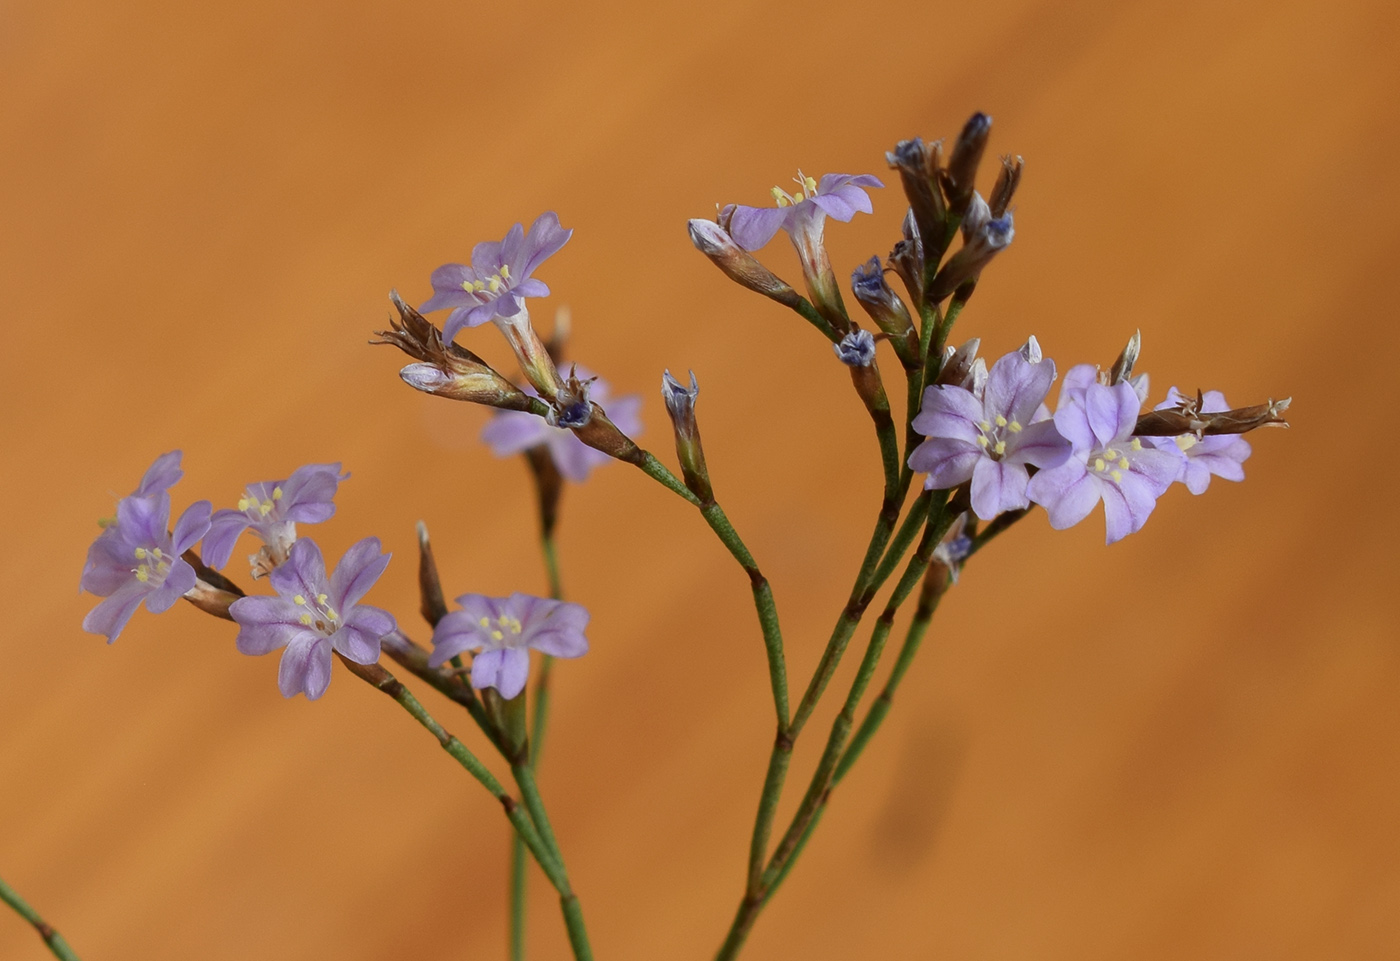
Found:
81,451 -> 212,643
1147,387 -> 1252,494
429,592 -> 590,700
202,463 -> 348,576
229,537 -> 395,700
421,213 -> 572,345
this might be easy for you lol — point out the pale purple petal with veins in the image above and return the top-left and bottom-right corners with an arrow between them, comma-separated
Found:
724,173 -> 882,252
420,213 -> 573,343
229,537 -> 395,700
908,346 -> 1072,520
80,452 -> 212,643
429,591 -> 590,699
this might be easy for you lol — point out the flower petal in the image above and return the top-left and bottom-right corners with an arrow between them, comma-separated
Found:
907,437 -> 980,489
1027,460 -> 1101,530
279,634 -> 333,700
726,205 -> 789,251
911,385 -> 984,444
136,451 -> 184,498
201,510 -> 251,570
171,500 -> 212,555
985,353 -> 1056,428
1005,419 -> 1073,469
83,580 -> 148,643
969,458 -> 1029,521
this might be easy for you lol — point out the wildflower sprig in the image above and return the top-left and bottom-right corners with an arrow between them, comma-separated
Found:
73,110 -> 1291,961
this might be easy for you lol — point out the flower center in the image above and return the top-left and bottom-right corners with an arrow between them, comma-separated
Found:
771,170 -> 818,208
293,592 -> 340,635
461,263 -> 511,296
1090,438 -> 1143,483
131,545 -> 172,587
479,614 -> 524,645
974,414 -> 1023,460
238,486 -> 282,519
1174,434 -> 1197,452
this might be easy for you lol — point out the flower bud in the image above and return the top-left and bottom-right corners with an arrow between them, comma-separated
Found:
1019,334 -> 1042,364
833,329 -> 877,367
662,369 -> 712,504
495,308 -> 565,400
935,338 -> 982,389
941,111 -> 992,219
1109,329 -> 1142,386
989,155 -> 1023,218
415,521 -> 448,628
851,257 -> 919,368
886,137 -> 947,254
926,193 -> 1014,303
687,218 -> 805,310
888,210 -> 926,309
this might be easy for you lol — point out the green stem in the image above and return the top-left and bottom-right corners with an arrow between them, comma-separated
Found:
697,501 -> 789,729
338,657 -> 565,892
1,875 -> 80,961
380,631 -> 511,757
512,764 -> 594,961
510,529 -> 565,961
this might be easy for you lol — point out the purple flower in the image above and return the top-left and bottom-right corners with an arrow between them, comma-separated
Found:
481,366 -> 642,482
833,329 -> 876,367
420,212 -> 572,345
1027,380 -> 1183,544
81,451 -> 212,643
1147,387 -> 1252,494
908,347 -> 1072,520
228,537 -> 395,700
429,592 -> 590,700
724,172 -> 883,252
202,463 -> 348,577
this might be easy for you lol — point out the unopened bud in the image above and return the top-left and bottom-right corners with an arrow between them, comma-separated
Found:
687,218 -> 804,309
936,338 -> 982,388
989,155 -> 1023,218
834,329 -> 877,367
662,369 -> 712,503
851,256 -> 919,367
889,213 -> 926,309
1109,330 -> 1141,385
927,195 -> 1014,303
415,521 -> 448,627
886,137 -> 947,253
942,112 -> 992,219
1019,334 -> 1042,364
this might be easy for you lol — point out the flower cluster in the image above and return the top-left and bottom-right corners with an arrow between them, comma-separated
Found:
908,338 -> 1275,543
81,451 -> 589,701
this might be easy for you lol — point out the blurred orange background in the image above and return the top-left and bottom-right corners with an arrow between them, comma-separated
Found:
2,0 -> 1397,958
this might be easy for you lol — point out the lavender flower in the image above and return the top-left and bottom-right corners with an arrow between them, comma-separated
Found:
228,537 -> 395,700
834,329 -> 876,367
1026,380 -> 1183,544
202,463 -> 348,577
1147,387 -> 1252,493
81,452 -> 212,643
908,347 -> 1072,520
429,592 -> 590,699
420,213 -> 572,346
724,172 -> 884,253
481,366 -> 642,482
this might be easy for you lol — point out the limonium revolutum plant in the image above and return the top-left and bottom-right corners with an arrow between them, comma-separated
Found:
17,112 -> 1291,961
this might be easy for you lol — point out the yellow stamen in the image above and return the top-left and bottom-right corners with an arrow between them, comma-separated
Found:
491,630 -> 504,641
272,487 -> 283,500
1110,469 -> 1123,482
238,497 -> 251,512
978,420 -> 991,431
259,501 -> 273,516
499,264 -> 510,279
134,547 -> 148,559
488,276 -> 502,293
294,595 -> 307,605
299,613 -> 314,626
976,436 -> 989,448
1130,438 -> 1142,451
995,414 -> 1008,427
317,594 -> 328,605
993,440 -> 1006,455
151,548 -> 163,560
1094,457 -> 1106,472
1175,435 -> 1197,451
135,565 -> 150,583
479,617 -> 491,628
1118,457 -> 1130,470
1104,449 -> 1119,461
1009,421 -> 1023,433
